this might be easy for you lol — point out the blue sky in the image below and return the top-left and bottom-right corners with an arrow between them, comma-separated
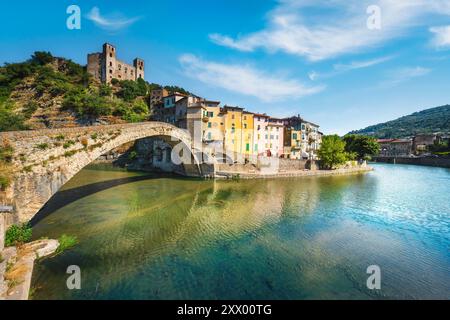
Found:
1,0 -> 450,134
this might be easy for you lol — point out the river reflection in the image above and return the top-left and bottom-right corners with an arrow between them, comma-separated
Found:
31,163 -> 450,299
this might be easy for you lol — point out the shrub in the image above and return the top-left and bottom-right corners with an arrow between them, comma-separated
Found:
0,142 -> 14,163
5,224 -> 32,247
64,150 -> 77,157
55,134 -> 65,141
0,175 -> 11,190
0,104 -> 28,132
23,101 -> 38,119
90,133 -> 98,140
56,234 -> 78,254
63,140 -> 75,149
31,51 -> 53,66
99,84 -> 112,97
128,150 -> 138,160
80,137 -> 88,148
36,143 -> 49,150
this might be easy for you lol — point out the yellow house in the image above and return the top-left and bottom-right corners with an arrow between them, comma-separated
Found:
242,111 -> 255,159
202,100 -> 223,143
222,106 -> 244,160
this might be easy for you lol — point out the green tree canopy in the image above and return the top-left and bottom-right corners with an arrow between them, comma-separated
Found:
318,135 -> 348,169
343,134 -> 380,160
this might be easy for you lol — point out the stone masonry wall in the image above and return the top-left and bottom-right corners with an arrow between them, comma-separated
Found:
0,122 -> 198,223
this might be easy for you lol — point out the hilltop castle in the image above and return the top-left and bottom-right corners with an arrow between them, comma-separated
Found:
87,43 -> 144,83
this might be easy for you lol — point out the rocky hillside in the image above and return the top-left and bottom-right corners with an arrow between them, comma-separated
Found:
349,105 -> 450,138
0,52 -> 190,132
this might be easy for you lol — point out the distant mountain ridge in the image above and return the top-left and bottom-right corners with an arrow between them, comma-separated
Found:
349,105 -> 450,139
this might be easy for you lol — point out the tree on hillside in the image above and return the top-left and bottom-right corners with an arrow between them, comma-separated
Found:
318,135 -> 348,169
31,51 -> 53,66
343,134 -> 380,160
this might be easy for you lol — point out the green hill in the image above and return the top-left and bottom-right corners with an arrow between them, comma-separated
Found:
0,51 -> 191,132
349,105 -> 450,138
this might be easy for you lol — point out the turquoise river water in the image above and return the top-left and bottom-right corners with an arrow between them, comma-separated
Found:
30,163 -> 450,299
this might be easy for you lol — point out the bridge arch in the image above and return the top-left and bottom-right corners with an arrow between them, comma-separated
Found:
1,122 -> 203,223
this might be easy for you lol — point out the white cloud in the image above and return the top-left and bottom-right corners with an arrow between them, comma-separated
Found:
209,0 -> 450,61
179,54 -> 324,102
309,55 -> 393,80
382,66 -> 431,87
333,56 -> 394,72
430,25 -> 450,48
86,7 -> 141,32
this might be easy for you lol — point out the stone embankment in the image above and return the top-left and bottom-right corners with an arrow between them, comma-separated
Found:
0,238 -> 59,300
215,159 -> 372,179
373,156 -> 450,168
216,166 -> 373,179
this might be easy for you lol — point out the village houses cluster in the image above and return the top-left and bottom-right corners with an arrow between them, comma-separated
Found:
149,89 -> 323,162
88,43 -> 323,162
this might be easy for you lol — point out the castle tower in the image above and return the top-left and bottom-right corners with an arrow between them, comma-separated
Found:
103,43 -> 117,83
134,58 -> 145,80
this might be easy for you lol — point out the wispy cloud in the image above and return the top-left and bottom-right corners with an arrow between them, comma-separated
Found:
333,56 -> 394,72
309,55 -> 394,81
86,7 -> 141,32
179,54 -> 324,102
381,66 -> 431,87
430,25 -> 450,48
209,0 -> 450,61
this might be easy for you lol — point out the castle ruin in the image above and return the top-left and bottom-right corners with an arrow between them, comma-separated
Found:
87,43 -> 144,83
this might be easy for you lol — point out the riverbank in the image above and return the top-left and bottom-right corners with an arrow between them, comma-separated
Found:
373,156 -> 450,168
0,239 -> 58,300
216,166 -> 373,179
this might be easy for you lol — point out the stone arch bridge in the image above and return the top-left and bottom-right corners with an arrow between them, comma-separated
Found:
0,122 -> 211,224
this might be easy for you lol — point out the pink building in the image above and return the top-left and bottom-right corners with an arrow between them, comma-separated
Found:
253,113 -> 270,156
267,118 -> 284,157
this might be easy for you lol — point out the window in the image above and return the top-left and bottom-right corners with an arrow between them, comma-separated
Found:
244,124 -> 247,129
257,125 -> 261,130
270,135 -> 274,140
257,134 -> 260,139
207,132 -> 212,140
109,62 -> 112,67
208,122 -> 212,128
118,64 -> 122,70
246,143 -> 250,152
109,69 -> 113,74
254,144 -> 258,151
265,134 -> 268,139
293,133 -> 298,140
232,114 -> 235,119
244,116 -> 247,120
